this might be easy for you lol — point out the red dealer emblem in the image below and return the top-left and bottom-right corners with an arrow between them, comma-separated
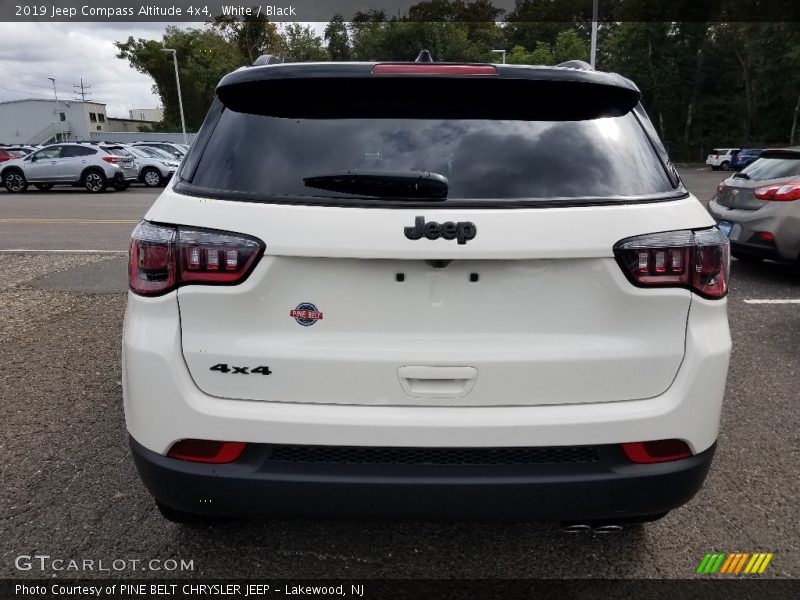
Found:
290,303 -> 324,326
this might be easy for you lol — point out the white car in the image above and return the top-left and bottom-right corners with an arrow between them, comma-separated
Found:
706,148 -> 740,171
105,144 -> 180,187
123,59 -> 732,526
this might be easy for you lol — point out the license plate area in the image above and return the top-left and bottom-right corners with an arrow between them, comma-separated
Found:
717,220 -> 733,237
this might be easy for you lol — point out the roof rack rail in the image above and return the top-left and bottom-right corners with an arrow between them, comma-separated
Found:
253,54 -> 283,66
556,59 -> 593,71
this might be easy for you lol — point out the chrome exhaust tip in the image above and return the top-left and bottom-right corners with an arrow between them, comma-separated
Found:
593,524 -> 624,534
559,523 -> 593,533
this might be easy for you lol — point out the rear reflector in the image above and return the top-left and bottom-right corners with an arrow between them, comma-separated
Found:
622,440 -> 692,463
372,64 -> 497,76
167,439 -> 247,463
129,221 -> 264,296
614,228 -> 730,299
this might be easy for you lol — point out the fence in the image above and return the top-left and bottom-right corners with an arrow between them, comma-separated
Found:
89,131 -> 197,144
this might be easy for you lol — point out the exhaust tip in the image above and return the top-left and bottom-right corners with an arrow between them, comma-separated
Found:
559,523 -> 593,533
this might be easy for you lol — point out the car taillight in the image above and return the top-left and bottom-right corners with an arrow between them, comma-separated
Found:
622,440 -> 692,463
168,439 -> 247,463
614,228 -> 730,299
754,181 -> 800,201
102,156 -> 123,163
716,181 -> 726,194
129,221 -> 264,296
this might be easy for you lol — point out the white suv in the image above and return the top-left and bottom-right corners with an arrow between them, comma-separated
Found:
706,148 -> 740,171
123,59 -> 732,526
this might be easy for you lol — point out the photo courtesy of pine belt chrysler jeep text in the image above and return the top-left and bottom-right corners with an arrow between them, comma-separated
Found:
123,55 -> 731,526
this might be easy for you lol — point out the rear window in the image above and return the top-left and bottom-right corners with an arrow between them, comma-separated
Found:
182,109 -> 678,206
741,156 -> 800,181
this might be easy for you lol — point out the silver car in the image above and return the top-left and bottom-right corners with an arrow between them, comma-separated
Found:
0,142 -> 138,193
103,144 -> 180,187
708,148 -> 800,272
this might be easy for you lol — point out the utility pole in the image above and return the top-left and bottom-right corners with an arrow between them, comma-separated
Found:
47,77 -> 63,142
73,78 -> 92,102
162,48 -> 188,144
590,0 -> 599,69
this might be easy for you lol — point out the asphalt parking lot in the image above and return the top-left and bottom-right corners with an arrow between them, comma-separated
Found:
1,170 -> 798,579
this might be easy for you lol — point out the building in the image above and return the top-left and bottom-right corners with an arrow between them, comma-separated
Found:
129,107 -> 164,123
0,99 -> 163,145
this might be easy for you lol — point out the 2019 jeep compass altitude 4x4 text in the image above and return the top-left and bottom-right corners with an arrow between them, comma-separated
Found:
123,58 -> 731,525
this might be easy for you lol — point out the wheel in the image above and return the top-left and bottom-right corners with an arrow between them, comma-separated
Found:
82,170 -> 107,193
3,170 -> 28,192
154,500 -> 224,525
112,181 -> 130,191
731,250 -> 763,263
721,161 -> 730,171
141,167 -> 164,187
34,183 -> 54,191
711,165 -> 720,171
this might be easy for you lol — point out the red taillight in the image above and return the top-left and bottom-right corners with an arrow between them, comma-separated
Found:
102,155 -> 123,163
754,181 -> 800,201
622,440 -> 692,463
614,228 -> 730,299
372,64 -> 497,76
167,439 -> 247,463
757,231 -> 775,242
128,221 -> 264,296
716,181 -> 725,194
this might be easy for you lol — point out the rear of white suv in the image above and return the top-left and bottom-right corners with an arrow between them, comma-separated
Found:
123,60 -> 731,525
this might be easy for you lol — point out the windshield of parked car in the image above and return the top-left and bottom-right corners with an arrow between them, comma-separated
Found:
136,146 -> 174,160
740,156 -> 800,181
183,110 -> 675,204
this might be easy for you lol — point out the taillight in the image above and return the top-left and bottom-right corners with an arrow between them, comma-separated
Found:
102,156 -> 123,163
716,181 -> 725,195
129,221 -> 264,296
754,181 -> 800,201
614,228 -> 730,299
372,64 -> 497,75
622,440 -> 692,463
168,439 -> 247,463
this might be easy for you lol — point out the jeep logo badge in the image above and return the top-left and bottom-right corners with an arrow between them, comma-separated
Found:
404,216 -> 477,245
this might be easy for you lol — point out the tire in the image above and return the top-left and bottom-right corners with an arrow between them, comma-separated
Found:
731,250 -> 763,263
112,182 -> 130,191
141,167 -> 164,187
34,183 -> 54,191
154,500 -> 224,525
721,161 -> 730,171
82,170 -> 107,193
3,170 -> 28,193
711,165 -> 720,171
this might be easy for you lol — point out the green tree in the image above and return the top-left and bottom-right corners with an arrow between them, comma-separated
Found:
115,27 -> 241,131
552,29 -> 588,63
281,24 -> 327,62
325,14 -> 351,60
212,11 -> 283,64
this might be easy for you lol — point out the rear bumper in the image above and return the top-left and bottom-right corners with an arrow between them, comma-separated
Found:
130,436 -> 716,521
708,199 -> 800,262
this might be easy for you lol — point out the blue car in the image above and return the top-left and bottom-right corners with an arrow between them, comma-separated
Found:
731,148 -> 762,170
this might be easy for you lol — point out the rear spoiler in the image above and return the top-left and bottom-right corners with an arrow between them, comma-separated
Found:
216,62 -> 641,121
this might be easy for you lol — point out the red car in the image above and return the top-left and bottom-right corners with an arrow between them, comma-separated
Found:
0,149 -> 24,162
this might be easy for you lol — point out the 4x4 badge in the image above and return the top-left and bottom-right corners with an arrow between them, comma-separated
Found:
404,216 -> 476,245
290,302 -> 324,326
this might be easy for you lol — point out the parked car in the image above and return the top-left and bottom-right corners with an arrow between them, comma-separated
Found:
102,144 -> 180,187
708,147 -> 800,270
0,148 -> 25,162
706,148 -> 740,170
131,141 -> 186,161
124,57 -> 731,526
730,148 -> 762,170
0,142 -> 138,193
0,144 -> 36,155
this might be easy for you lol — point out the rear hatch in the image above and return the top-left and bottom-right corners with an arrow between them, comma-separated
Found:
717,149 -> 800,210
156,62 -> 709,407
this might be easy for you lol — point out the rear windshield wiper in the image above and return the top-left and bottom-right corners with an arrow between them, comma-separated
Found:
733,172 -> 750,179
304,170 -> 448,199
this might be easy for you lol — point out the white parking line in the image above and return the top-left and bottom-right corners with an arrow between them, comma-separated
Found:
0,249 -> 126,254
743,299 -> 800,304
